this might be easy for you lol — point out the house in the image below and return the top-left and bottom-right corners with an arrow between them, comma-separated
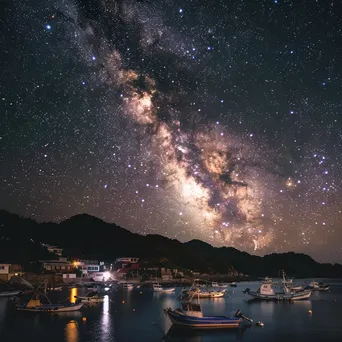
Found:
73,260 -> 107,277
114,257 -> 140,279
46,245 -> 63,256
40,258 -> 73,273
0,263 -> 23,281
161,268 -> 173,281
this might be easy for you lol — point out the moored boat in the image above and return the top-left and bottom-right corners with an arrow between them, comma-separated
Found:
74,291 -> 105,303
15,283 -> 83,312
164,292 -> 253,329
153,283 -> 175,293
16,300 -> 83,312
244,271 -> 311,301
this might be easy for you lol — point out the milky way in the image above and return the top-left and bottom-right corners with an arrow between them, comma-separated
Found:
1,0 -> 342,262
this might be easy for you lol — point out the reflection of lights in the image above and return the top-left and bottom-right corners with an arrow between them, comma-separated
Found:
104,271 -> 111,280
65,320 -> 78,342
70,288 -> 77,303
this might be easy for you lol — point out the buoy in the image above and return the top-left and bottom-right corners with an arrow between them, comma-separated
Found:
82,317 -> 87,322
122,300 -> 125,304
308,310 -> 312,314
256,321 -> 264,327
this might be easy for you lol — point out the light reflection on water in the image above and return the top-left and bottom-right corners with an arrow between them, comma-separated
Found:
0,281 -> 341,342
65,320 -> 79,342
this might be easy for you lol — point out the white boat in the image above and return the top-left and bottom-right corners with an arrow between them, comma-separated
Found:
244,272 -> 311,301
74,291 -> 105,303
123,283 -> 134,290
0,290 -> 21,297
153,283 -> 175,293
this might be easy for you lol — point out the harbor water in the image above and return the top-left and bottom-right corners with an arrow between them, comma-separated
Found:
0,280 -> 342,342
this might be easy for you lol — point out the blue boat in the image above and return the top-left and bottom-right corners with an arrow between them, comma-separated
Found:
164,302 -> 252,329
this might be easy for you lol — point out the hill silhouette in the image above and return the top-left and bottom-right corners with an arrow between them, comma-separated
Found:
0,210 -> 341,277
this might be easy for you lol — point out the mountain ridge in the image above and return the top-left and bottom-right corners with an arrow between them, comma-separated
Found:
0,210 -> 341,277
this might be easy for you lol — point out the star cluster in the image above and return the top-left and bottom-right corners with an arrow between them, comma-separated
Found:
1,0 -> 342,262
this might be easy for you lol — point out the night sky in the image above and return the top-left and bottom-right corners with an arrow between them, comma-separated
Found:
1,0 -> 342,262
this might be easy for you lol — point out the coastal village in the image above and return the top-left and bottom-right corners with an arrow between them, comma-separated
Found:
0,243 -> 243,291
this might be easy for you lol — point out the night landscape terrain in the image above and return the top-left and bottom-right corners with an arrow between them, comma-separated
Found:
1,210 -> 341,278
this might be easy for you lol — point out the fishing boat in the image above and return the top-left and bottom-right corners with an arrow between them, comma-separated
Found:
16,284 -> 83,312
16,300 -> 83,312
0,290 -> 21,297
74,291 -> 105,303
164,290 -> 252,329
244,271 -> 311,301
309,281 -> 330,291
153,283 -> 175,293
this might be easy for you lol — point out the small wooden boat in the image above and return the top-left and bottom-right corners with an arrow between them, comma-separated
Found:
16,283 -> 83,312
16,299 -> 83,312
74,291 -> 105,303
186,288 -> 225,298
164,301 -> 252,329
0,290 -> 21,297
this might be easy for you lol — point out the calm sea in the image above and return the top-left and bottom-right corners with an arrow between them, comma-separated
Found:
1,280 -> 342,342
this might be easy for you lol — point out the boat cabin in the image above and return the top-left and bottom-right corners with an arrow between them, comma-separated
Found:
181,302 -> 203,318
259,283 -> 276,296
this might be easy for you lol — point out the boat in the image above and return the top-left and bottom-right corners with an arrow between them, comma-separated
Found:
74,291 -> 105,303
16,300 -> 83,312
16,283 -> 83,312
309,281 -> 330,291
244,271 -> 311,301
186,288 -> 226,298
153,283 -> 175,293
0,290 -> 22,297
164,290 -> 252,329
122,283 -> 134,290
229,282 -> 237,287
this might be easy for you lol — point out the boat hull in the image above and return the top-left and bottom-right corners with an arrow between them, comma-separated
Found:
247,289 -> 311,301
16,303 -> 83,312
165,309 -> 241,328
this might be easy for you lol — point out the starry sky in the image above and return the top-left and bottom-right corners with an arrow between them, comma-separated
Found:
1,0 -> 342,263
